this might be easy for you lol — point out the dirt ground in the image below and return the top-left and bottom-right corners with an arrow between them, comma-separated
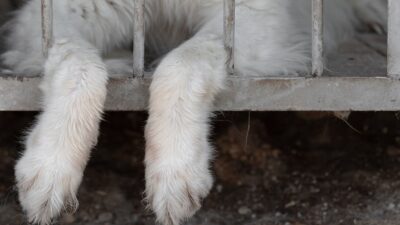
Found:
1,112 -> 400,225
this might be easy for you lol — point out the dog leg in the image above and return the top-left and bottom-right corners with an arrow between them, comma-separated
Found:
145,34 -> 226,225
15,38 -> 108,224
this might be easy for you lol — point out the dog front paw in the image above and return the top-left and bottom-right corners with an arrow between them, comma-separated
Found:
145,163 -> 213,225
15,152 -> 83,225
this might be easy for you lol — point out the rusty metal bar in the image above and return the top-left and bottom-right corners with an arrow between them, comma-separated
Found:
41,0 -> 53,58
312,0 -> 324,76
133,0 -> 145,77
388,0 -> 400,78
224,0 -> 235,75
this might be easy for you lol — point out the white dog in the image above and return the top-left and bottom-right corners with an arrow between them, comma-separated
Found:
1,0 -> 387,224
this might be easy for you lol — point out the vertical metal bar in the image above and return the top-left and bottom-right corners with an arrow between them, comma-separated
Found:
133,0 -> 145,77
312,0 -> 324,76
224,0 -> 235,75
388,0 -> 400,78
41,0 -> 53,58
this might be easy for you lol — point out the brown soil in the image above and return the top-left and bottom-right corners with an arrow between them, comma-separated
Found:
1,112 -> 400,225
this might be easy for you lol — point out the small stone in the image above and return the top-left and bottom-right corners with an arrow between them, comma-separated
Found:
285,201 -> 296,208
80,211 -> 91,221
96,190 -> 107,196
387,146 -> 400,156
97,212 -> 114,222
216,184 -> 223,193
388,203 -> 396,210
311,187 -> 320,193
238,206 -> 251,215
129,214 -> 139,223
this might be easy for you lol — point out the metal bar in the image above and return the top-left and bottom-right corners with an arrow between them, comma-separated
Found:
388,0 -> 400,78
133,0 -> 145,77
41,0 -> 53,58
4,76 -> 400,111
312,0 -> 324,76
224,0 -> 235,75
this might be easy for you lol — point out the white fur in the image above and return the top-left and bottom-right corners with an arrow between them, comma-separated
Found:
1,0 -> 387,224
15,38 -> 108,224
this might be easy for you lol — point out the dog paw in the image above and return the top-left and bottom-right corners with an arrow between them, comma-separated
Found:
15,152 -> 83,225
145,162 -> 213,225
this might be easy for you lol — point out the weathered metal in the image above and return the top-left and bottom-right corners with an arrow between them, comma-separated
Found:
41,0 -> 53,58
224,0 -> 235,75
312,0 -> 324,77
133,0 -> 145,77
2,75 -> 400,111
0,1 -> 397,112
388,0 -> 400,78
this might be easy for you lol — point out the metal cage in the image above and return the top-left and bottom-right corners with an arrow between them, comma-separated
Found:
0,0 -> 398,111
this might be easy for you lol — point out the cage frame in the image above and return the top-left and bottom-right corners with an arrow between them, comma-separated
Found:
0,0 -> 398,111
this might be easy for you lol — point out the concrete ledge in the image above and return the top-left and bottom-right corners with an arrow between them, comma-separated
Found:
0,75 -> 399,111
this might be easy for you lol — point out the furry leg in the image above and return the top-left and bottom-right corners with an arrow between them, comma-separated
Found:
145,34 -> 226,225
15,38 -> 108,225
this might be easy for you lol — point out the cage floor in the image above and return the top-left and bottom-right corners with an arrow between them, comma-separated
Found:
0,34 -> 396,111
